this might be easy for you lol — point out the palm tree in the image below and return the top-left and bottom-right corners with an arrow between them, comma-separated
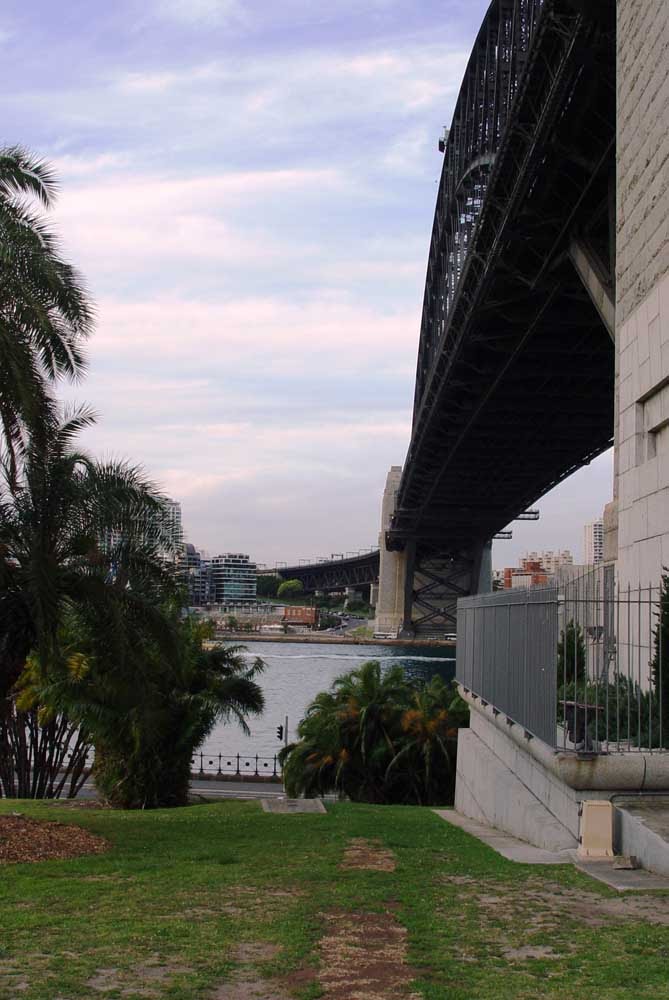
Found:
281,664 -> 467,804
385,676 -> 459,805
281,661 -> 415,802
41,613 -> 266,809
0,146 -> 93,478
0,407 -> 176,798
279,689 -> 345,799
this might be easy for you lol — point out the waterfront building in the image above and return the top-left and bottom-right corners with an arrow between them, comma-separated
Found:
283,606 -> 319,629
180,543 -> 213,606
210,553 -> 257,604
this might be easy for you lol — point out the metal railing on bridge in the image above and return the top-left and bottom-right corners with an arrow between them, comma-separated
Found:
457,569 -> 669,754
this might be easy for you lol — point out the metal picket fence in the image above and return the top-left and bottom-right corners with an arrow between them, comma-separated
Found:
457,567 -> 669,754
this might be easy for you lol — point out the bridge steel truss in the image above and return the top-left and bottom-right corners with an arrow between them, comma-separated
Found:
278,551 -> 380,594
388,0 -> 616,636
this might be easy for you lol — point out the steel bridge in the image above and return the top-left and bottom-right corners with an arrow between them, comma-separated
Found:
278,551 -> 380,594
381,0 -> 616,636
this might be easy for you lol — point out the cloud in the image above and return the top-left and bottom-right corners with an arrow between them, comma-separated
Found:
152,0 -> 249,28
86,295 -> 419,369
14,41 -> 469,164
7,0 -> 614,563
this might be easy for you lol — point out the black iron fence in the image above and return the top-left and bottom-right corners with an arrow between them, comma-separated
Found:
191,751 -> 282,780
456,568 -> 669,754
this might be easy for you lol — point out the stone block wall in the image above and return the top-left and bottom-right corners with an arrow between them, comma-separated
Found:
616,0 -> 669,588
617,0 -> 669,327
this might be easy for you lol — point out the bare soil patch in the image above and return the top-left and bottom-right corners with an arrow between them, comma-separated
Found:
86,956 -> 191,996
158,885 -> 302,926
210,974 -> 293,1000
49,797 -> 110,810
233,943 -> 282,963
314,909 -> 420,999
469,878 -> 669,929
440,873 -> 669,964
0,814 -> 108,864
210,942 -> 289,1000
340,838 -> 396,872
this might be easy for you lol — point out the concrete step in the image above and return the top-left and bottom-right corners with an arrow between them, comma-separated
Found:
615,796 -> 669,877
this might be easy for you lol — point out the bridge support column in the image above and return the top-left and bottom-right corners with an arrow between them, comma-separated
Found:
373,467 -> 408,636
477,540 -> 493,594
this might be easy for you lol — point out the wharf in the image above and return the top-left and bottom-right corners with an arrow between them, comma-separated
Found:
222,633 -> 455,648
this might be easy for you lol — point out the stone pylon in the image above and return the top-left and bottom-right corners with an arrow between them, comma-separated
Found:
373,466 -> 409,636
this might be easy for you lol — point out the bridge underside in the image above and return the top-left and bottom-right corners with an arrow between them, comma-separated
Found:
385,0 -> 616,637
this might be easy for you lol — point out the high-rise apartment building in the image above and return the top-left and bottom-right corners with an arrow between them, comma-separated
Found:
210,553 -> 257,604
180,543 -> 213,605
583,520 -> 604,565
161,499 -> 184,558
524,550 -> 574,575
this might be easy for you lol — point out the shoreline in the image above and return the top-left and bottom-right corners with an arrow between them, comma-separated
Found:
220,633 -> 455,648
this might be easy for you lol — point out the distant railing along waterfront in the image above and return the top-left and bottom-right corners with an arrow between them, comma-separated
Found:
191,751 -> 282,781
45,745 -> 283,783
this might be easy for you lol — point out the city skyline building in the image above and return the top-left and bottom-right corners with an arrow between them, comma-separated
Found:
583,519 -> 604,565
524,549 -> 574,575
180,543 -> 213,606
161,499 -> 183,553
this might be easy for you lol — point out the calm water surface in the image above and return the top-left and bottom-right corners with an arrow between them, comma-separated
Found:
204,640 -> 455,758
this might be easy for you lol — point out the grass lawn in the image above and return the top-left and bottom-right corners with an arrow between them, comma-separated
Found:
1,798 -> 669,999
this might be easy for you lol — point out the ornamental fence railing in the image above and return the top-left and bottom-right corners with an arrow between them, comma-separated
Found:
3,745 -> 283,788
456,567 -> 669,754
191,751 -> 282,780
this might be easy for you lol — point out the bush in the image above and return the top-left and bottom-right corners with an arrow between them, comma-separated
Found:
257,575 -> 279,598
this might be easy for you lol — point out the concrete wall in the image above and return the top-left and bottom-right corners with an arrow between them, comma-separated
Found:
615,0 -> 669,588
455,713 -> 580,851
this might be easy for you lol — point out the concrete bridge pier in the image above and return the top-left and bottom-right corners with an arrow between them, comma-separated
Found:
373,466 -> 493,638
373,467 -> 409,635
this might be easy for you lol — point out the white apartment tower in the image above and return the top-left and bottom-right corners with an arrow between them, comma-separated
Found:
583,520 -> 604,565
160,499 -> 184,559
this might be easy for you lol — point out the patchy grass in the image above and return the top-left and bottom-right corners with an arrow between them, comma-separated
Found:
0,799 -> 668,999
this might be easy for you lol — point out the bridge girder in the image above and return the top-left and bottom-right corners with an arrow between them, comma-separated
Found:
278,552 -> 380,594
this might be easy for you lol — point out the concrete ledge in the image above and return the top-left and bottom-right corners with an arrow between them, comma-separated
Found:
459,686 -> 669,791
614,797 -> 669,877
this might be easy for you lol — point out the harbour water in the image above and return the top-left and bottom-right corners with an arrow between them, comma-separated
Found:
203,640 -> 455,759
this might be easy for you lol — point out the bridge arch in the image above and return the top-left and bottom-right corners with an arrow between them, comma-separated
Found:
379,0 -> 616,637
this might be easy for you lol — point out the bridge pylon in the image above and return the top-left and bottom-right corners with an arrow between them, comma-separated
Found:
374,467 -> 492,639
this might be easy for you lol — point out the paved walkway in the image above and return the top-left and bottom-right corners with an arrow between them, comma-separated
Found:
434,809 -> 669,889
261,797 -> 326,814
434,809 -> 573,864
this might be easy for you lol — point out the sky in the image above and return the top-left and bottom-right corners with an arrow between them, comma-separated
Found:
4,0 -> 613,567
